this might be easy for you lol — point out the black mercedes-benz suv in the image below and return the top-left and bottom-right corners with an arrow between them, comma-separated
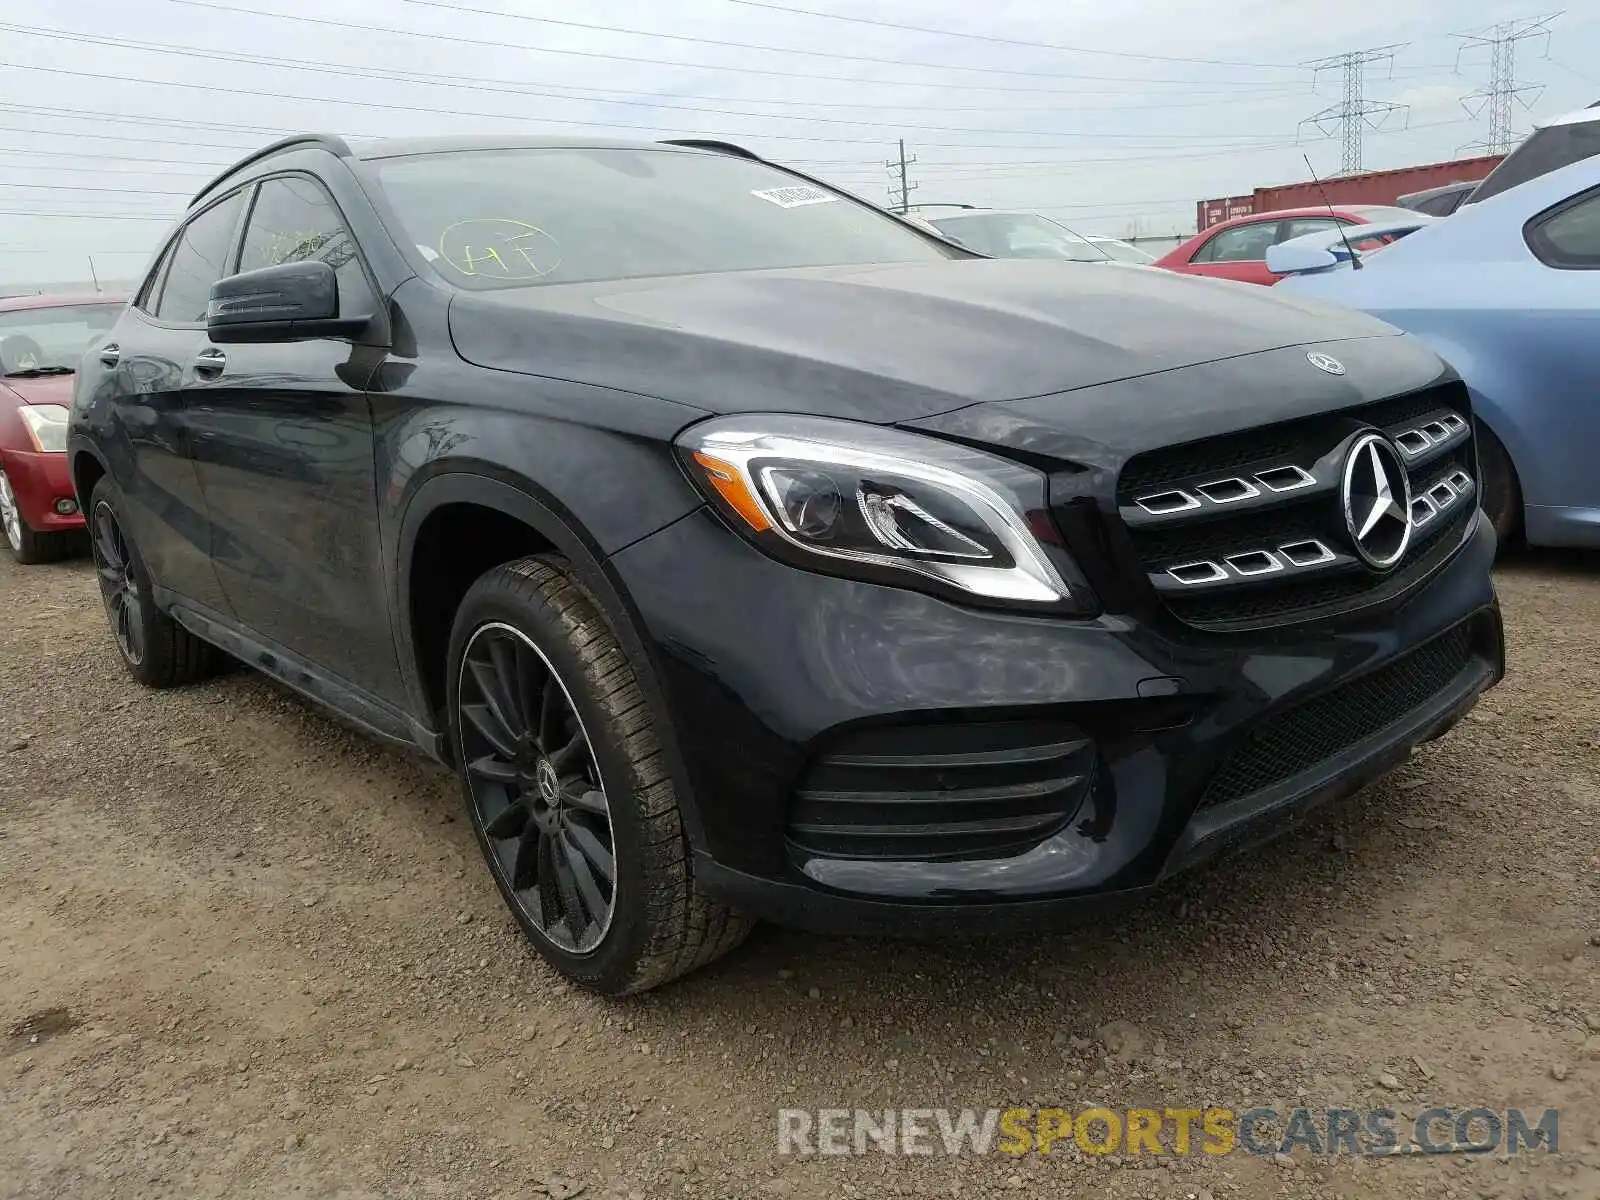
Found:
70,134 -> 1503,995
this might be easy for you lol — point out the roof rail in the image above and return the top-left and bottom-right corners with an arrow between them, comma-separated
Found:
904,202 -> 978,211
659,138 -> 763,161
191,134 -> 354,204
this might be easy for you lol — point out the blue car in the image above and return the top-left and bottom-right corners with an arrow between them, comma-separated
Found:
1268,156 -> 1600,549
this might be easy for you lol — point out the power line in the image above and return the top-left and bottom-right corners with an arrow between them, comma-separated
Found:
724,0 -> 1301,70
0,118 -> 257,157
173,1 -> 1297,96
1455,15 -> 1559,155
0,180 -> 192,196
0,209 -> 173,221
0,146 -> 234,170
0,61 -> 1301,151
0,20 -> 1309,119
400,0 -> 1306,86
0,101 -> 298,140
0,24 -> 1296,142
1299,46 -> 1410,174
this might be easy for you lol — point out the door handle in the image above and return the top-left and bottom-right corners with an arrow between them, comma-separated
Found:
98,344 -> 121,368
193,347 -> 227,377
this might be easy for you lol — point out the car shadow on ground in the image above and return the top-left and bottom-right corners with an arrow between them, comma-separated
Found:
649,761 -> 1468,1045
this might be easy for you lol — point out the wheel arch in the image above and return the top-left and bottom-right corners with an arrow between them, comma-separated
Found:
395,465 -> 708,846
69,440 -> 109,514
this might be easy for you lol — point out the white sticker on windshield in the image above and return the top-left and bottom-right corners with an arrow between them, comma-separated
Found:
750,185 -> 837,209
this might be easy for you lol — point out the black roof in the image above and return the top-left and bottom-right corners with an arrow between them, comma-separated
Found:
192,133 -> 758,204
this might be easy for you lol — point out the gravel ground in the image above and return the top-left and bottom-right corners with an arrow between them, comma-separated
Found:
2,552 -> 1597,1200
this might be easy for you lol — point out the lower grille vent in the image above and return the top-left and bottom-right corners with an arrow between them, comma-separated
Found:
788,721 -> 1094,861
1199,623 -> 1476,810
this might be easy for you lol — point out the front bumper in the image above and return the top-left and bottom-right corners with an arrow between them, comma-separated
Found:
608,507 -> 1502,936
1,448 -> 83,533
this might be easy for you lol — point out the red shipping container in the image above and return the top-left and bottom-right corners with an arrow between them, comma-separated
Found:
1195,155 -> 1504,231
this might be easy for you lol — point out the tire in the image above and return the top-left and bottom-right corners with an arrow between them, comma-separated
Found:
87,476 -> 217,688
446,555 -> 751,996
0,467 -> 75,565
1475,420 -> 1522,545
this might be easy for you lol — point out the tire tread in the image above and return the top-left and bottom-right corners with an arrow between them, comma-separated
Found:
471,555 -> 751,994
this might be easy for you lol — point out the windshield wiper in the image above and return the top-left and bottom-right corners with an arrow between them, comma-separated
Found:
2,366 -> 74,378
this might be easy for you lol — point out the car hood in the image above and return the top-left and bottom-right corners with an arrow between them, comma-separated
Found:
906,330 -> 1457,485
0,374 -> 75,408
448,259 -> 1400,423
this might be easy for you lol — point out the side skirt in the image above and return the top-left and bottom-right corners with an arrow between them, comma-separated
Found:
153,587 -> 449,762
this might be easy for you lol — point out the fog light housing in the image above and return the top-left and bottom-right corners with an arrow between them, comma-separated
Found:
55,498 -> 79,516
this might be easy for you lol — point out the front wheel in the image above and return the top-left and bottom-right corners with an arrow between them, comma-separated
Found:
447,556 -> 750,996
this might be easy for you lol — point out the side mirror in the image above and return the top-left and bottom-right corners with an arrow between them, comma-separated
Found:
206,261 -> 366,343
1265,242 -> 1341,276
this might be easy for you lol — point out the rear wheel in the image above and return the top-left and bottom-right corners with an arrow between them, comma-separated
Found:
1475,420 -> 1522,545
447,555 -> 750,995
87,477 -> 217,687
0,468 -> 74,565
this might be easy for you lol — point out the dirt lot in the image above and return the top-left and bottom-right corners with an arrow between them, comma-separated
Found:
2,552 -> 1597,1200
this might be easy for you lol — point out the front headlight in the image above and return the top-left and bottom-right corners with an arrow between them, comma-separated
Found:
19,404 -> 70,454
677,414 -> 1088,611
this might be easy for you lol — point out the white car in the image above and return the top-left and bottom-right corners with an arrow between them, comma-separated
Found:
1085,235 -> 1156,264
905,205 -> 1112,263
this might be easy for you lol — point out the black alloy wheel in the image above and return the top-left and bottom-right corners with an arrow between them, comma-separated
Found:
85,476 -> 216,688
92,499 -> 146,666
446,556 -> 751,995
457,620 -> 618,955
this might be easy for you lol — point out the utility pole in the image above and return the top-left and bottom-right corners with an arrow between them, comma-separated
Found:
885,139 -> 917,213
1300,46 -> 1410,175
1455,15 -> 1557,155
87,256 -> 101,293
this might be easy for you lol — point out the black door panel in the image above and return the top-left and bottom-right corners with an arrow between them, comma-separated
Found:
185,172 -> 401,700
186,341 -> 402,702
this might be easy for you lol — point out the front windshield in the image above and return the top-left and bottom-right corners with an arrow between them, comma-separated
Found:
924,213 -> 1109,262
0,303 -> 121,376
371,147 -> 958,290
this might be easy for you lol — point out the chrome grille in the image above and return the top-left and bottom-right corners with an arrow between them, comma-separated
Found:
1117,384 -> 1477,630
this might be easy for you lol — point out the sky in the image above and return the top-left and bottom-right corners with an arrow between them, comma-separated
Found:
2,0 -> 1597,287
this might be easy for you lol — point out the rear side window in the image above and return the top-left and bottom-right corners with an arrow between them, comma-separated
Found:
1526,187 -> 1600,268
1410,190 -> 1465,217
238,176 -> 374,317
135,239 -> 177,314
1279,218 -> 1341,240
1193,222 -> 1277,263
154,191 -> 248,324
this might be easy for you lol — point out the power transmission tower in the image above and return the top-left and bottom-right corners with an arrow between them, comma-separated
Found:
1299,45 -> 1410,174
885,139 -> 917,212
1454,15 -> 1558,155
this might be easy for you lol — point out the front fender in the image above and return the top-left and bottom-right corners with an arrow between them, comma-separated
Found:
387,447 -> 713,849
1394,328 -> 1538,499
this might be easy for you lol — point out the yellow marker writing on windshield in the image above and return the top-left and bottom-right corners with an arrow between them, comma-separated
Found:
438,219 -> 562,280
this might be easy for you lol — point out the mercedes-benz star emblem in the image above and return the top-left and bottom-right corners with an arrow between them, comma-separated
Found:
1341,432 -> 1412,570
536,758 -> 561,805
1306,351 -> 1346,376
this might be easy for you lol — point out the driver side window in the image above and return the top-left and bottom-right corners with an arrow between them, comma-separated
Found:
237,176 -> 374,317
1194,221 -> 1277,263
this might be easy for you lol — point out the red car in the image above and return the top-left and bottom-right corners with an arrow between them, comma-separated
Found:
0,292 -> 125,563
1153,205 -> 1419,286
